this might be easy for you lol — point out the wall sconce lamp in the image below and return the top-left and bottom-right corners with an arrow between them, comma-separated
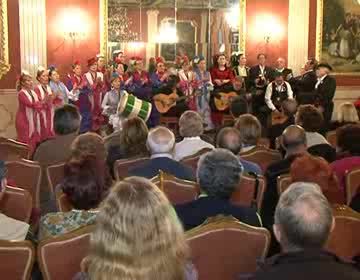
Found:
61,8 -> 89,43
254,14 -> 284,44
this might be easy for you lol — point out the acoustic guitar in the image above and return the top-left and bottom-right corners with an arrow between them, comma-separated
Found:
154,92 -> 202,114
214,92 -> 239,111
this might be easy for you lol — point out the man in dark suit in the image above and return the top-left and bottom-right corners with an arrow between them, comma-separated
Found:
262,125 -> 308,228
175,149 -> 261,231
289,58 -> 318,104
274,57 -> 293,81
314,63 -> 337,125
246,182 -> 360,280
249,53 -> 274,120
128,126 -> 195,181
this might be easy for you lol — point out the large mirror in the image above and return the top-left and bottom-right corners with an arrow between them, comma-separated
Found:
0,0 -> 10,79
102,0 -> 244,67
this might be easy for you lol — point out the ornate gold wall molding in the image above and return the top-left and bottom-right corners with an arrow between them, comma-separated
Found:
99,0 -> 108,62
239,0 -> 246,54
315,0 -> 323,62
0,0 -> 11,79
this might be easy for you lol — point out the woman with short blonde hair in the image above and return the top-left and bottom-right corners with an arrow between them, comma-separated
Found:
81,177 -> 195,280
337,102 -> 359,124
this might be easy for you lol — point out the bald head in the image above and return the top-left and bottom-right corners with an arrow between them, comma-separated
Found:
276,57 -> 286,69
216,127 -> 242,155
147,126 -> 175,155
275,182 -> 334,251
282,125 -> 306,153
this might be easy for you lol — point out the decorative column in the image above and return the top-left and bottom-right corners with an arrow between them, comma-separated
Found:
287,0 -> 310,75
146,10 -> 159,63
200,11 -> 208,57
19,0 -> 47,77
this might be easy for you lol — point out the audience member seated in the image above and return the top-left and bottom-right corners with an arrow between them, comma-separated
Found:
247,182 -> 360,280
0,161 -> 29,240
296,104 -> 336,162
175,149 -> 261,231
268,99 -> 297,149
39,154 -> 112,240
330,102 -> 359,131
295,104 -> 329,147
216,127 -> 262,175
290,154 -> 344,204
262,125 -> 308,228
33,104 -> 81,164
75,177 -> 197,280
106,117 -> 149,177
33,104 -> 81,214
331,124 -> 360,190
174,111 -> 214,161
129,126 -> 195,181
234,114 -> 262,152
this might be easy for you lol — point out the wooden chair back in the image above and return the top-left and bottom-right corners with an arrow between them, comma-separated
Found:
326,205 -> 360,260
276,174 -> 292,195
230,174 -> 266,213
180,147 -> 213,173
240,146 -> 282,173
345,166 -> 360,205
46,162 -> 65,192
0,138 -> 29,161
187,215 -> 270,280
0,186 -> 32,223
151,171 -> 199,205
114,157 -> 149,180
38,225 -> 94,280
5,159 -> 41,208
0,240 -> 35,280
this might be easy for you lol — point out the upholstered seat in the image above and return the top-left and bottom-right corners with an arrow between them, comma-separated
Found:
0,137 -> 29,161
230,173 -> 266,213
38,225 -> 94,280
46,162 -> 65,192
186,215 -> 270,280
151,171 -> 199,205
0,186 -> 32,223
0,240 -> 35,280
5,159 -> 41,209
345,166 -> 360,205
326,205 -> 360,260
240,146 -> 282,173
180,147 -> 213,173
114,157 -> 150,180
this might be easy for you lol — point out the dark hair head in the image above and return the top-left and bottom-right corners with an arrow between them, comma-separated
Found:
337,124 -> 360,155
120,117 -> 149,157
197,149 -> 243,199
230,96 -> 248,118
274,71 -> 284,79
216,127 -> 242,155
63,156 -> 112,210
54,105 -> 81,135
257,53 -> 267,60
296,105 -> 324,132
282,99 -> 298,117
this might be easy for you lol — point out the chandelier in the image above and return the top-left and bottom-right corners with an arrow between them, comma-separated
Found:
108,7 -> 139,42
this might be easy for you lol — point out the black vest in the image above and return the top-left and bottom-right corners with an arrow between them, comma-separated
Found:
271,82 -> 288,109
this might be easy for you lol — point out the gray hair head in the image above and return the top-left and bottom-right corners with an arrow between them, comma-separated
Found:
197,148 -> 244,199
147,126 -> 175,155
216,127 -> 242,155
275,182 -> 333,251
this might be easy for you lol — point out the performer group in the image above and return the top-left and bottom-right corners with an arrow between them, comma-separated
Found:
15,50 -> 336,153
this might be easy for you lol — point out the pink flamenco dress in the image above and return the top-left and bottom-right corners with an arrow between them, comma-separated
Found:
16,89 -> 43,155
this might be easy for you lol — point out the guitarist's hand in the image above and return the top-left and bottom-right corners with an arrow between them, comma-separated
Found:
214,79 -> 222,86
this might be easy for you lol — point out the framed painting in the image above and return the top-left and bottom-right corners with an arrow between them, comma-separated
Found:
0,0 -> 10,79
316,0 -> 360,75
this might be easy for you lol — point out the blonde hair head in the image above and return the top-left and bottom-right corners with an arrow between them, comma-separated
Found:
84,177 -> 189,280
337,102 -> 359,123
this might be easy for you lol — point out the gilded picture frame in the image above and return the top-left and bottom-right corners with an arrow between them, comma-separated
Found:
0,0 -> 10,79
316,0 -> 360,75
